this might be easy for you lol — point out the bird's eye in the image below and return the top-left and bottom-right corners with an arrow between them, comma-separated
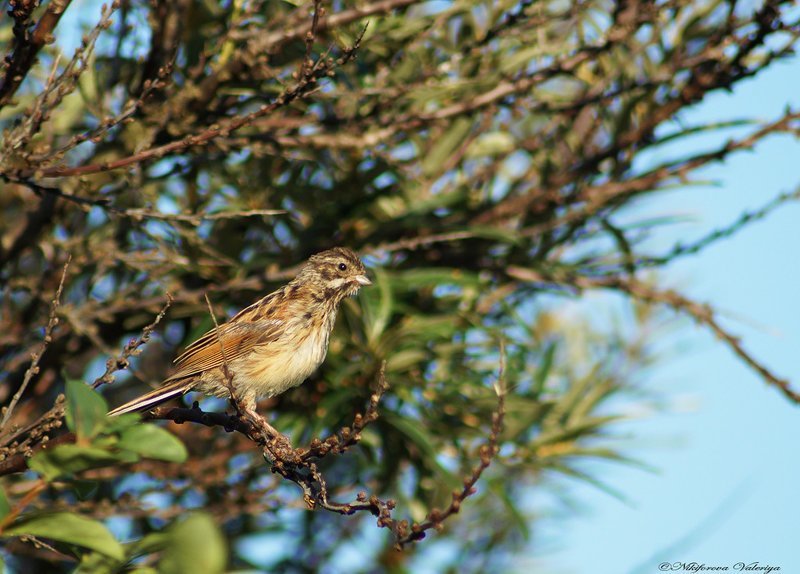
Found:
338,262 -> 347,271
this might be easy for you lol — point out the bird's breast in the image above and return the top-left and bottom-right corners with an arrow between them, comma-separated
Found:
236,316 -> 333,398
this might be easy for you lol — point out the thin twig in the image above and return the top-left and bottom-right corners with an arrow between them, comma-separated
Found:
1,356 -> 506,550
2,176 -> 285,224
1,256 -> 71,429
30,26 -> 367,179
0,397 -> 67,476
203,293 -> 236,403
92,294 -> 173,388
0,480 -> 47,532
302,0 -> 323,75
608,277 -> 800,404
116,208 -> 286,225
641,185 -> 800,268
0,0 -> 74,107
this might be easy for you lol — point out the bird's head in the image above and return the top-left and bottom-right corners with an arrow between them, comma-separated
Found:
294,247 -> 371,300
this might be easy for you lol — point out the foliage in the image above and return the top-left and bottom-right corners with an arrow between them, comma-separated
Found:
0,0 -> 798,571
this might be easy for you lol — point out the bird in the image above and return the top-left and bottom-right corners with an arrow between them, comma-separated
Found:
108,247 -> 371,417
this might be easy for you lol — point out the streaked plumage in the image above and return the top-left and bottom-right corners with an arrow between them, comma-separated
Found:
108,247 -> 370,416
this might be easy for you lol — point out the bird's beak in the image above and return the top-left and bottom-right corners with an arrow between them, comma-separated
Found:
354,274 -> 372,286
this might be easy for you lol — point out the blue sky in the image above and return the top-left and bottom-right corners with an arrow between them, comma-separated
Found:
534,53 -> 800,573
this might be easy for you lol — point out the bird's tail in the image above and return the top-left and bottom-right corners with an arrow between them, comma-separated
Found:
107,379 -> 191,416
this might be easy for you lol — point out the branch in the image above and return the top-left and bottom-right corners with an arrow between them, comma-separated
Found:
507,266 -> 800,404
111,208 -> 286,226
0,0 -> 74,107
2,176 -> 285,225
255,0 -> 419,55
641,185 -> 800,268
1,256 -> 70,429
144,364 -> 391,504
604,277 -> 800,404
146,359 -> 506,546
1,2 -> 119,155
30,27 -> 367,179
0,356 -> 506,550
91,294 -> 173,389
0,397 -> 68,476
145,403 -> 251,434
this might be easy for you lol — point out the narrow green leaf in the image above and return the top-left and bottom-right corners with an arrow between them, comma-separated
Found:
362,268 -> 393,345
532,342 -> 557,397
533,415 -> 622,448
72,480 -> 100,501
543,365 -> 600,427
159,513 -> 227,574
65,380 -> 109,441
391,268 -> 481,290
465,131 -> 515,157
648,118 -> 755,150
3,512 -> 124,560
382,412 -> 460,489
118,424 -> 188,463
461,225 -> 524,245
422,117 -> 472,176
551,463 -> 631,504
385,349 -> 428,372
486,477 -> 530,539
0,486 -> 10,520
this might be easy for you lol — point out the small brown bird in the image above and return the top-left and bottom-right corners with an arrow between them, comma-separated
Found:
108,247 -> 371,417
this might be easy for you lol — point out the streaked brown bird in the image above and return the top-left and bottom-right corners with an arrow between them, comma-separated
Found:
108,247 -> 371,417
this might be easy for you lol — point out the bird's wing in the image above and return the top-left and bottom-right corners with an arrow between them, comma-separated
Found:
165,318 -> 284,382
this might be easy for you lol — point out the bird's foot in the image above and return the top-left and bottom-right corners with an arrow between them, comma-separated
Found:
235,404 -> 291,450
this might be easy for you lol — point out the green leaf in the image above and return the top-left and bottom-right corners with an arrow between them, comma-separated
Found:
421,117 -> 472,177
76,550 -> 123,574
499,46 -> 542,74
101,412 -> 140,434
462,225 -> 524,245
72,480 -> 100,501
126,532 -> 170,561
118,424 -> 188,463
0,486 -> 9,520
158,513 -> 227,574
486,476 -> 530,539
385,349 -> 428,372
28,444 -> 137,481
551,463 -> 631,503
361,268 -> 393,345
532,341 -> 557,397
382,412 -> 459,489
3,512 -> 124,560
65,379 -> 109,441
391,268 -> 482,290
465,131 -> 515,158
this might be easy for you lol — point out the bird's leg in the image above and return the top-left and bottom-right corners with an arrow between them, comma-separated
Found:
231,397 -> 291,447
244,406 -> 283,439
